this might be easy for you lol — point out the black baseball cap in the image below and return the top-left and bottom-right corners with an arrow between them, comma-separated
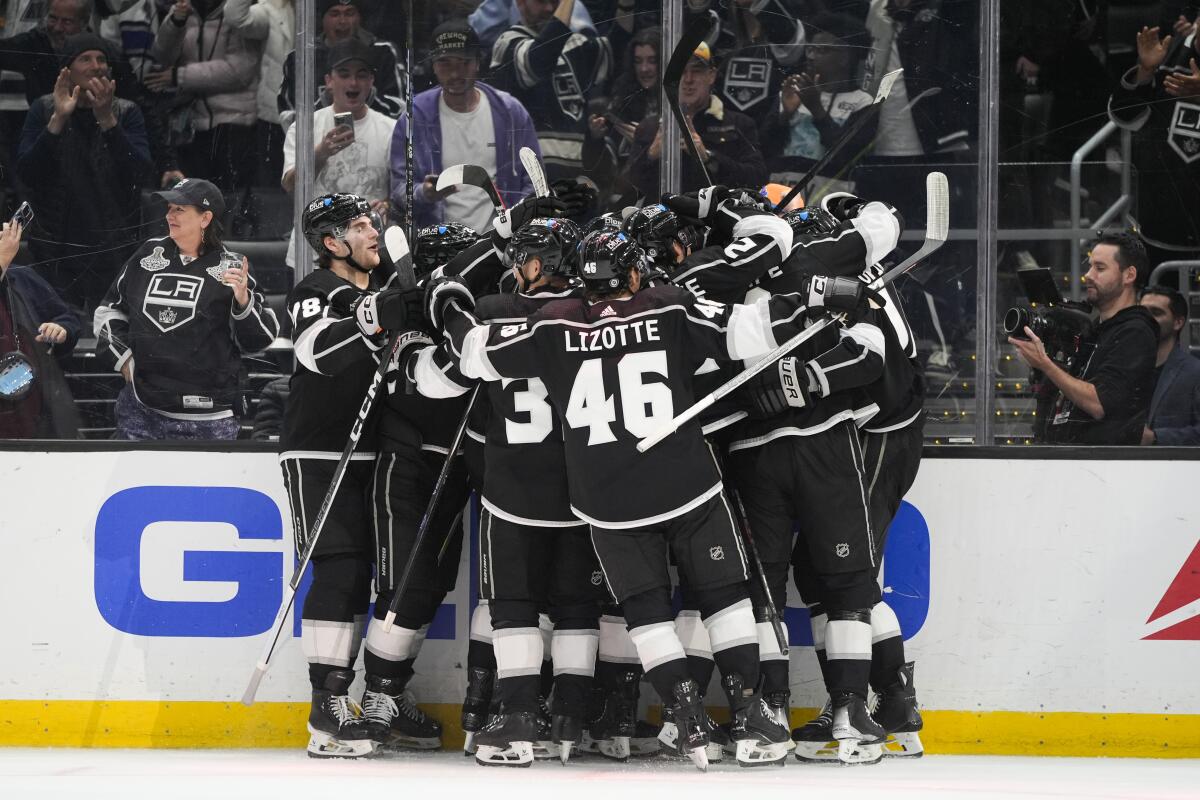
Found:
430,19 -> 484,60
326,38 -> 377,74
155,178 -> 226,218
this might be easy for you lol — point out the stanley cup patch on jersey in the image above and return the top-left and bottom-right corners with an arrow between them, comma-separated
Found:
1168,101 -> 1200,164
143,273 -> 203,333
723,57 -> 771,112
140,246 -> 170,272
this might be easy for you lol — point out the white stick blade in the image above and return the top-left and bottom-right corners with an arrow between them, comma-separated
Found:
436,165 -> 466,193
926,171 -> 949,242
241,666 -> 266,706
874,68 -> 903,103
519,147 -> 550,198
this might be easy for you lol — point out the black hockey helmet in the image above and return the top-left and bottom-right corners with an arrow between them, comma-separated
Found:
303,193 -> 372,255
578,231 -> 646,293
581,211 -> 623,240
621,203 -> 701,266
505,217 -> 582,278
782,206 -> 840,239
415,221 -> 478,275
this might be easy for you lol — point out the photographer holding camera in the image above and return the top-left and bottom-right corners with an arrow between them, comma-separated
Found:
1008,233 -> 1158,445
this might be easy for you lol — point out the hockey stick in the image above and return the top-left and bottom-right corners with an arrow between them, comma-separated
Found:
519,146 -> 551,199
637,171 -> 948,453
663,14 -> 714,186
404,0 -> 415,245
383,226 -> 417,291
713,450 -> 788,655
437,164 -> 506,211
772,68 -> 903,214
243,337 -> 407,705
381,384 -> 482,633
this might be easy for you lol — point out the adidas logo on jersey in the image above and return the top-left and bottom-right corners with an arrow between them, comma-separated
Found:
600,305 -> 617,317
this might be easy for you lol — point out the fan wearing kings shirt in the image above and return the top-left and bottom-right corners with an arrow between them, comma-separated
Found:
424,223 -> 885,766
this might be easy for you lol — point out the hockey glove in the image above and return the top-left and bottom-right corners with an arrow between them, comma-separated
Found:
803,275 -> 885,323
550,176 -> 599,220
374,286 -> 426,332
662,185 -> 730,224
492,195 -> 567,240
351,291 -> 385,337
785,207 -> 841,238
739,357 -> 816,419
424,276 -> 475,331
820,192 -> 868,221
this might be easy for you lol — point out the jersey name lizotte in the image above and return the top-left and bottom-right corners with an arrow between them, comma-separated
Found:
562,319 -> 662,353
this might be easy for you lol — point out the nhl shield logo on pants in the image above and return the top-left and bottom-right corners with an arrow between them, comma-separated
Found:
709,546 -> 725,561
836,543 -> 850,558
143,273 -> 203,333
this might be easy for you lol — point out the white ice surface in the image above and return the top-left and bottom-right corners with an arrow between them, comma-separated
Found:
1,749 -> 1198,800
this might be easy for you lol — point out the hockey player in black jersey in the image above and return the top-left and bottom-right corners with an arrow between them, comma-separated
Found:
279,193 -> 427,758
425,229 -> 879,769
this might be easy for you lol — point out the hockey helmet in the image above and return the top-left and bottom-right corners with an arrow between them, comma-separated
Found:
621,203 -> 701,266
578,231 -> 646,294
505,217 -> 582,278
303,193 -> 372,255
580,211 -> 624,240
415,222 -> 479,275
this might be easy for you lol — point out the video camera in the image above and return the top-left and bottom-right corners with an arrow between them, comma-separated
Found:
1002,267 -> 1094,360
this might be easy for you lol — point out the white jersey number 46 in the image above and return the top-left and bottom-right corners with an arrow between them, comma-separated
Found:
566,351 -> 673,445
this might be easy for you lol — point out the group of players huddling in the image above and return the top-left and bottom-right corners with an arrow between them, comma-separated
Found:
279,177 -> 925,770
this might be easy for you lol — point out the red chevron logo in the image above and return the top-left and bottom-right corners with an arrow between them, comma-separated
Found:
1143,540 -> 1200,640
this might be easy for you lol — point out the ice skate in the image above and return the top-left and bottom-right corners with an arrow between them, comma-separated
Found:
831,691 -> 886,765
361,675 -> 442,750
306,669 -> 376,759
474,711 -> 538,767
723,674 -> 791,767
658,706 -> 725,763
461,666 -> 495,755
532,697 -> 558,760
792,699 -> 880,765
873,662 -> 924,758
588,669 -> 638,761
667,679 -> 710,771
551,714 -> 583,764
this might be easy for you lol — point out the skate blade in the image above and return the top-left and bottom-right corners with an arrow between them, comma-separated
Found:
378,734 -> 442,751
794,738 -> 879,766
687,745 -> 709,772
883,731 -> 924,758
598,736 -> 630,761
836,738 -> 883,766
475,741 -> 534,767
463,731 -> 477,755
735,738 -> 791,767
629,736 -> 662,757
559,741 -> 573,765
305,729 -> 376,759
657,722 -> 678,750
533,740 -> 558,760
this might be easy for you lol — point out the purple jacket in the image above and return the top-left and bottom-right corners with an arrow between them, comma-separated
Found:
390,81 -> 540,229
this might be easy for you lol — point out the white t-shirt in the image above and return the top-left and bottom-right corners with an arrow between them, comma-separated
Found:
283,105 -> 397,265
782,89 -> 874,160
439,92 -> 497,233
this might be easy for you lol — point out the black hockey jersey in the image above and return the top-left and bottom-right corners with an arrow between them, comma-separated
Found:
95,237 -> 279,419
282,268 -> 387,454
443,284 -> 810,528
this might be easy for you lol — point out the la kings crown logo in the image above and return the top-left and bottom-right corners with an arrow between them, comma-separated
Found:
1168,101 -> 1200,164
143,274 -> 203,333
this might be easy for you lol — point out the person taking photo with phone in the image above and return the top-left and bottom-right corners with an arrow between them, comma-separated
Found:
283,38 -> 396,267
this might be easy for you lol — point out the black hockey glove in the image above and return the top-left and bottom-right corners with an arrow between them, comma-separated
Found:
492,194 -> 568,240
384,330 -> 434,394
424,276 -> 475,331
374,286 -> 426,331
662,185 -> 730,225
738,356 -> 815,420
803,275 -> 885,323
550,176 -> 599,220
820,192 -> 868,221
786,207 -> 840,238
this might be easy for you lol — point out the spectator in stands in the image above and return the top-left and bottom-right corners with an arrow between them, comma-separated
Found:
16,33 -> 151,314
1108,19 -> 1200,270
145,0 -> 261,199
627,41 -> 766,198
277,0 -> 403,127
283,39 -> 395,266
761,12 -> 872,187
225,0 -> 295,186
1140,285 -> 1200,445
390,18 -> 538,232
1010,232 -> 1159,446
94,177 -> 279,441
488,0 -> 625,184
685,0 -> 806,128
469,0 -> 596,51
0,219 -> 82,439
584,23 -> 657,203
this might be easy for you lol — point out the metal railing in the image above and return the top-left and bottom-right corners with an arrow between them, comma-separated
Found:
1069,120 -> 1134,300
